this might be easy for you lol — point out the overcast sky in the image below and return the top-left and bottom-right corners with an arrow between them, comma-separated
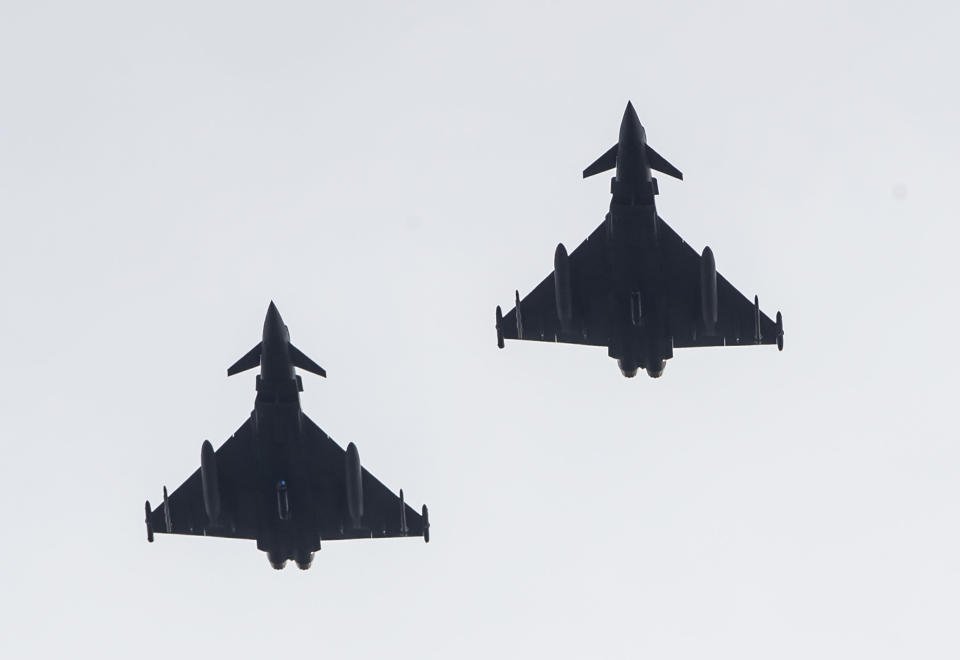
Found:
2,1 -> 958,658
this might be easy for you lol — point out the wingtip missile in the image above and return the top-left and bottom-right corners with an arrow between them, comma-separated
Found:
776,311 -> 784,351
422,504 -> 430,543
495,306 -> 504,349
145,500 -> 154,543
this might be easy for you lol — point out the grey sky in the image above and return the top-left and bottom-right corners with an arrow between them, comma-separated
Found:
1,1 -> 958,658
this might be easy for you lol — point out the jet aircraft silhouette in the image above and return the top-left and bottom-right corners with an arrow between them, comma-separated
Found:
496,102 -> 784,378
145,302 -> 429,569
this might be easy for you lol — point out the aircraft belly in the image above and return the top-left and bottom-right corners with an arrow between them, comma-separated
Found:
606,226 -> 671,368
253,420 -> 321,557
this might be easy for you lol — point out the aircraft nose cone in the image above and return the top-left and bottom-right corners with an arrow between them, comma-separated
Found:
263,301 -> 286,340
619,100 -> 646,146
266,300 -> 283,324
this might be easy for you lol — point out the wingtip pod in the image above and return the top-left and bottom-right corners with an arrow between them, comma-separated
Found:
422,504 -> 430,543
495,306 -> 504,349
145,500 -> 154,543
776,311 -> 784,351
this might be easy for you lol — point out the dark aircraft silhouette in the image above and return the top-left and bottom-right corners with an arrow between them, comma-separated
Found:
145,302 -> 429,569
496,102 -> 784,378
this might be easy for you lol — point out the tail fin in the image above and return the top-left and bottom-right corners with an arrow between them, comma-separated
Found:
582,143 -> 683,180
227,342 -> 262,376
289,343 -> 326,378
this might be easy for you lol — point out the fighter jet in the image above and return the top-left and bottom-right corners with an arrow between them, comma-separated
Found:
145,302 -> 429,569
496,102 -> 784,378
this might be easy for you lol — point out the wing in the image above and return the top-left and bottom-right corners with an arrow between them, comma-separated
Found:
499,221 -> 611,347
146,417 -> 258,540
300,415 -> 428,542
657,216 -> 781,349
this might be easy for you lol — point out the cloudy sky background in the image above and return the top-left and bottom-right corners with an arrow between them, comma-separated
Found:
2,1 -> 958,658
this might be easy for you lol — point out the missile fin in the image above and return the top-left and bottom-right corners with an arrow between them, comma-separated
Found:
145,501 -> 154,543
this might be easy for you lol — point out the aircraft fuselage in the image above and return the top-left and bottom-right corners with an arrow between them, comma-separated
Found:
249,304 -> 319,569
604,105 -> 672,377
